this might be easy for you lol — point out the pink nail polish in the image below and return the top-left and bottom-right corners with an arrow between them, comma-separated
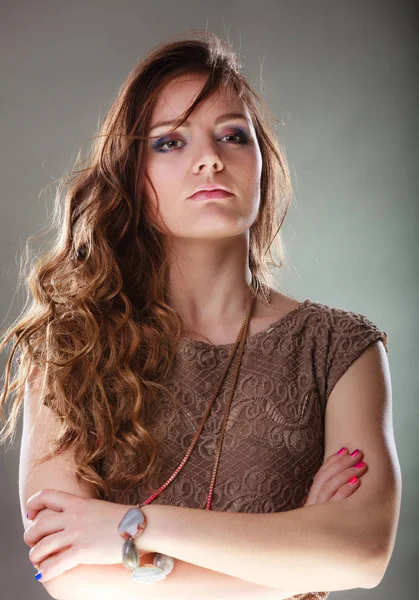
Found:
350,449 -> 360,457
354,461 -> 365,469
348,476 -> 358,485
337,447 -> 346,455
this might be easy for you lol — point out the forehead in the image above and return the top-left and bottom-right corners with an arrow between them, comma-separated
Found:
150,74 -> 251,125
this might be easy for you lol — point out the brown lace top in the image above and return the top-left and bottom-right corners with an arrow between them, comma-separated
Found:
43,297 -> 388,599
137,298 -> 389,600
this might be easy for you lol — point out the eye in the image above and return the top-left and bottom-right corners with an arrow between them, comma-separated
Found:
152,128 -> 250,153
152,137 -> 184,152
221,131 -> 249,144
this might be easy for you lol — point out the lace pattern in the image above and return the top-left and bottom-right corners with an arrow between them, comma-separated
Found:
44,298 -> 389,599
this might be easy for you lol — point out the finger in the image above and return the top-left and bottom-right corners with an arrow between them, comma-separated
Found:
323,449 -> 364,474
326,447 -> 349,462
33,545 -> 79,584
29,530 -> 73,567
316,461 -> 368,504
319,449 -> 365,486
25,507 -> 59,526
330,475 -> 362,502
24,512 -> 65,548
26,489 -> 77,520
322,447 -> 350,468
304,471 -> 361,507
307,452 -> 366,505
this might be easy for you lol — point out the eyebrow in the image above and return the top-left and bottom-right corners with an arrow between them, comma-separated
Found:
149,112 -> 251,132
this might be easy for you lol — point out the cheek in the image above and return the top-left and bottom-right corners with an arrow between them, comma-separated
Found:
144,165 -> 183,220
233,146 -> 262,178
144,161 -> 175,203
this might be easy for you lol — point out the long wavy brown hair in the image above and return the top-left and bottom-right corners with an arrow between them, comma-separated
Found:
0,29 -> 293,505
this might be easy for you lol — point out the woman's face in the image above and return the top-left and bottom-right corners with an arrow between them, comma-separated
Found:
144,73 -> 263,241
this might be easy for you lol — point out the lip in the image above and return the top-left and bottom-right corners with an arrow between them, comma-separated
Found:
189,190 -> 234,200
188,184 -> 232,199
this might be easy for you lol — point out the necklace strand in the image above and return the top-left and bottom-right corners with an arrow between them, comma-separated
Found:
136,275 -> 271,510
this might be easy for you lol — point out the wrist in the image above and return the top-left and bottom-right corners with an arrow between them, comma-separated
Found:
133,504 -> 159,554
118,503 -> 175,583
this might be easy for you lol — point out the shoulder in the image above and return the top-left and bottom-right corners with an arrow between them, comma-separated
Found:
309,299 -> 389,403
311,299 -> 388,353
265,289 -> 330,330
266,290 -> 388,354
285,295 -> 387,341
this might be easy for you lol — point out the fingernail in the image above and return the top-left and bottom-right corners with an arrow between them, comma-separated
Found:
350,449 -> 360,457
348,476 -> 358,485
337,447 -> 346,455
35,571 -> 42,580
354,461 -> 365,469
26,513 -> 28,518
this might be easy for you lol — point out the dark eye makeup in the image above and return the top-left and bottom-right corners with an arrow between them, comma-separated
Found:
151,127 -> 250,153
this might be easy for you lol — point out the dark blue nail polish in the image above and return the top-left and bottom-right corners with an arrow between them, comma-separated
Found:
35,572 -> 42,580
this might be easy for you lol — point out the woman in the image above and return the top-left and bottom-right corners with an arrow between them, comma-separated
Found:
0,30 -> 400,600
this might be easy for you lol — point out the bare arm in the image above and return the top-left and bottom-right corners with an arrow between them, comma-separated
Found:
34,497 -> 372,600
20,368 -> 296,600
45,557 -> 297,600
126,342 -> 400,594
24,341 -> 401,599
134,501 -> 380,592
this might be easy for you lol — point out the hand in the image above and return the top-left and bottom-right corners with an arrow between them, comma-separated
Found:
23,489 -> 145,583
302,448 -> 367,506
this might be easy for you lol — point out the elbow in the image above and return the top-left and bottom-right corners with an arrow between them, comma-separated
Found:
39,579 -> 64,600
364,513 -> 399,588
39,583 -> 60,600
29,562 -> 150,600
363,556 -> 389,590
34,573 -> 80,600
363,537 -> 394,589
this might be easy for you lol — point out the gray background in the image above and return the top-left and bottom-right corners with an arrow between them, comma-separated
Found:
1,1 -> 417,598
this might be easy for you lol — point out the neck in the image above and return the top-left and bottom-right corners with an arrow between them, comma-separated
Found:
166,271 -> 255,330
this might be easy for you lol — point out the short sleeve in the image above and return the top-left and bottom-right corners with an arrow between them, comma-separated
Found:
325,307 -> 389,403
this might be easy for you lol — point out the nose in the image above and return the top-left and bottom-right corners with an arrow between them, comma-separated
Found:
192,138 -> 224,174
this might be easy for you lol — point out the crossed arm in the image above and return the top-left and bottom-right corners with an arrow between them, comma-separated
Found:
43,555 -> 297,600
41,497 -> 383,600
27,341 -> 401,600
